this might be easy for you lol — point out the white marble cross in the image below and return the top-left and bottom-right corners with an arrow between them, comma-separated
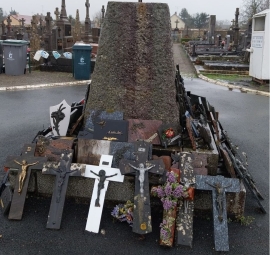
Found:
85,155 -> 124,233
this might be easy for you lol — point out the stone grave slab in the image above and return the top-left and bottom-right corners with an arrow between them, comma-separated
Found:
127,119 -> 162,145
176,153 -> 195,247
119,140 -> 165,234
84,110 -> 124,131
76,139 -> 137,167
42,150 -> 85,229
196,175 -> 240,251
4,153 -> 47,220
84,155 -> 124,233
93,120 -> 128,142
50,99 -> 71,136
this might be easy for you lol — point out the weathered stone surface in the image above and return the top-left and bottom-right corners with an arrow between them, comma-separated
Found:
84,2 -> 177,124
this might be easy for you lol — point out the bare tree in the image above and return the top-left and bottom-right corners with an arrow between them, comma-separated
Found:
240,0 -> 269,26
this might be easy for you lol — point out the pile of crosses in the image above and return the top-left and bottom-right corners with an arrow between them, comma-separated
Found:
0,66 -> 265,252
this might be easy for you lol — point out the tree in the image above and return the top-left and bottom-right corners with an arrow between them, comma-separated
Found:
0,8 -> 4,21
240,0 -> 269,26
179,8 -> 193,28
193,12 -> 209,32
9,8 -> 17,15
216,20 -> 231,29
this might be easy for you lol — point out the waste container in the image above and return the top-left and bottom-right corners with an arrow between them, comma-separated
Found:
72,43 -> 92,80
0,40 -> 3,74
2,40 -> 28,75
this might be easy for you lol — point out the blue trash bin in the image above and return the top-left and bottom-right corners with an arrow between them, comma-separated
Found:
72,43 -> 92,80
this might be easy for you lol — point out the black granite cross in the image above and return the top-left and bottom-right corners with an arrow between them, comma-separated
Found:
196,175 -> 240,251
4,144 -> 47,220
42,150 -> 85,229
119,141 -> 165,235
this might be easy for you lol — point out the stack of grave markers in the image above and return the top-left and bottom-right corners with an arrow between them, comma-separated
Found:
0,68 -> 266,252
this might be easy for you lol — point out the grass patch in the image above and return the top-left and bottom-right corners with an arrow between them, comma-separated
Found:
203,74 -> 249,82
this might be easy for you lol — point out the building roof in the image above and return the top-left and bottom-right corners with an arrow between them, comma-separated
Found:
3,14 -> 32,26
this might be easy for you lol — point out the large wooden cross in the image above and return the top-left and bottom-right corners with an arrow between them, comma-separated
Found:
84,155 -> 124,233
119,140 -> 165,234
4,144 -> 47,220
196,175 -> 240,251
42,150 -> 85,229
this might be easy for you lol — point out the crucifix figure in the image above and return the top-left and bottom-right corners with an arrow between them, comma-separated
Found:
196,175 -> 240,251
6,16 -> 12,36
54,7 -> 60,21
175,19 -> 179,29
84,155 -> 124,233
4,144 -> 47,220
42,150 -> 85,229
119,140 -> 164,235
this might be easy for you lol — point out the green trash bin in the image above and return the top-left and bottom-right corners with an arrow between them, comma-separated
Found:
72,43 -> 92,80
0,40 -> 3,74
2,40 -> 28,75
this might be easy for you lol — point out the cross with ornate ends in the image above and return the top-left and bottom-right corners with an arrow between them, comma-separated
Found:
85,0 -> 90,18
54,7 -> 60,21
196,175 -> 240,251
175,19 -> 179,28
119,140 -> 165,235
84,155 -> 124,233
101,5 -> 105,19
42,150 -> 86,229
4,144 -> 47,220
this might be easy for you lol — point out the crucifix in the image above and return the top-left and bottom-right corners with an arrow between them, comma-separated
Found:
42,150 -> 85,229
45,12 -> 52,34
101,5 -> 105,22
84,155 -> 124,233
4,144 -> 47,220
21,18 -> 25,27
175,19 -> 179,29
119,140 -> 165,234
196,175 -> 240,251
85,0 -> 90,19
1,21 -> 5,35
6,16 -> 12,36
54,7 -> 60,21
175,152 -> 195,247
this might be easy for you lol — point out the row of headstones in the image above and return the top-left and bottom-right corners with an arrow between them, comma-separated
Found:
2,138 -> 240,252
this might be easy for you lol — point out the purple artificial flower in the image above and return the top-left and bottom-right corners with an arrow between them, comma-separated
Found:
111,205 -> 120,217
156,186 -> 165,198
164,183 -> 172,196
160,228 -> 169,240
162,198 -> 173,211
173,185 -> 184,198
166,171 -> 176,183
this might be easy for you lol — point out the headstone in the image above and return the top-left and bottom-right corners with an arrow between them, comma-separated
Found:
93,120 -> 128,142
76,138 -> 136,167
4,151 -> 47,220
101,5 -> 105,25
84,155 -> 124,233
233,8 -> 240,46
44,12 -> 53,51
42,150 -> 85,229
119,140 -> 165,234
73,9 -> 81,42
50,99 -> 71,136
196,175 -> 240,251
83,0 -> 93,43
84,2 -> 178,124
176,153 -> 195,247
127,119 -> 162,145
85,110 -> 124,131
6,16 -> 12,38
208,15 -> 216,44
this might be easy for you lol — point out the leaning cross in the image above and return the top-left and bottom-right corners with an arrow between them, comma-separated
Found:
4,144 -> 47,220
42,150 -> 85,229
196,175 -> 240,251
119,140 -> 165,234
84,155 -> 124,233
176,152 -> 195,247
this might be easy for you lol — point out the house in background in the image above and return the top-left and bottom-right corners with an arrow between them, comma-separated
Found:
3,14 -> 32,27
170,12 -> 185,30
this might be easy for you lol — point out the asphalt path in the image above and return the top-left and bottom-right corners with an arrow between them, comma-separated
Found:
0,79 -> 269,255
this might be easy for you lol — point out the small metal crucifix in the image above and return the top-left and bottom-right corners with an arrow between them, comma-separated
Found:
119,140 -> 165,235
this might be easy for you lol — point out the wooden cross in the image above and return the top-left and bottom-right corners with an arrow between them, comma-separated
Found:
119,141 -> 165,234
42,150 -> 85,229
176,152 -> 195,247
85,0 -> 90,18
84,155 -> 124,233
54,7 -> 60,21
196,175 -> 240,251
4,144 -> 47,220
175,19 -> 179,29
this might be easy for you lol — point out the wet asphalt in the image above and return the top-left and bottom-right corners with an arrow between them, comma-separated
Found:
0,79 -> 269,255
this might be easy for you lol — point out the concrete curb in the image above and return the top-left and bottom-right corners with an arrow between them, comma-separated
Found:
0,80 -> 91,91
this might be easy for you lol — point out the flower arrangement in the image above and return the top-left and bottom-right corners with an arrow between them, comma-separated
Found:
151,170 -> 190,246
111,200 -> 134,226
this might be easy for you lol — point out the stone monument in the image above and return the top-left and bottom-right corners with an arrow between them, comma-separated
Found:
84,2 -> 177,124
83,0 -> 93,43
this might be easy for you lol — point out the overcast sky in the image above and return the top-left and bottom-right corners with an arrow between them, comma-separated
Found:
1,0 -> 243,21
